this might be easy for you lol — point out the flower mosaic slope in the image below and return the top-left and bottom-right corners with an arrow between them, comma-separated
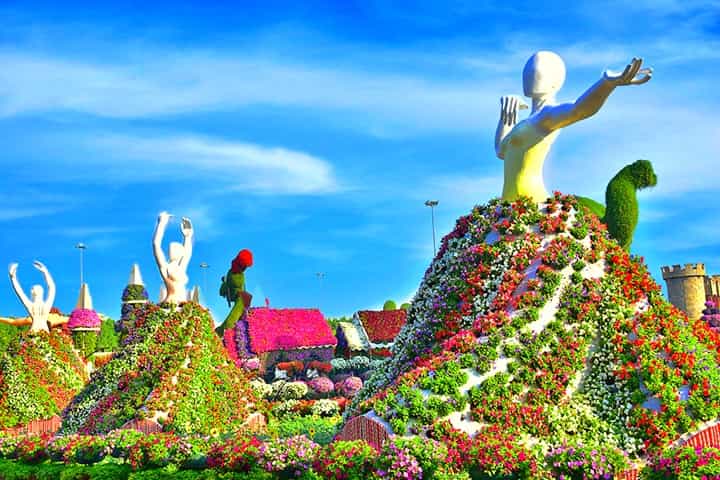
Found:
346,194 -> 720,459
60,302 -> 264,435
0,331 -> 87,428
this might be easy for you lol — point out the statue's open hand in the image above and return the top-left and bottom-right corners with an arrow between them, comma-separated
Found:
181,217 -> 193,237
8,263 -> 18,278
500,95 -> 528,127
604,57 -> 652,86
33,261 -> 48,273
158,211 -> 171,225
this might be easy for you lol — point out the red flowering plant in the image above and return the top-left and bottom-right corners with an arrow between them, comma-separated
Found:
205,435 -> 264,472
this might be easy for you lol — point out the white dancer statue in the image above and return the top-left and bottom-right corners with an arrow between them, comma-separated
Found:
153,212 -> 193,304
495,51 -> 652,202
8,261 -> 56,333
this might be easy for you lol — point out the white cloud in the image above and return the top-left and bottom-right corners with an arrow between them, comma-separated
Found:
64,133 -> 339,195
0,48 -> 498,133
0,207 -> 58,221
0,191 -> 74,222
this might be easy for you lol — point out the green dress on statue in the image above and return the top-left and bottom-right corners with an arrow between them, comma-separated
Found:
218,269 -> 252,333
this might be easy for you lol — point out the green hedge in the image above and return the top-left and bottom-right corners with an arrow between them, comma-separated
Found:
604,159 -> 657,250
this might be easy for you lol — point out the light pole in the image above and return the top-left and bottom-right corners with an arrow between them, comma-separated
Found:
199,262 -> 209,301
424,200 -> 439,255
316,272 -> 325,307
75,243 -> 87,286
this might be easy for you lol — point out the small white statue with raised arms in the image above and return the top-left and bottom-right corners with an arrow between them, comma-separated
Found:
153,211 -> 193,304
495,51 -> 652,202
8,261 -> 56,333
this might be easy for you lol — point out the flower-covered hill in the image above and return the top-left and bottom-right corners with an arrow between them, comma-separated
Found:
0,330 -> 87,428
60,302 -> 264,436
347,193 -> 720,460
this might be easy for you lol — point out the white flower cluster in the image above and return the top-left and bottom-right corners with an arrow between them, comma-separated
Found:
268,380 -> 309,401
580,280 -> 642,454
310,399 -> 340,417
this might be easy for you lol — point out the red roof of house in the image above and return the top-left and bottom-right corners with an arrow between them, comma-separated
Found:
358,310 -> 407,344
246,308 -> 337,354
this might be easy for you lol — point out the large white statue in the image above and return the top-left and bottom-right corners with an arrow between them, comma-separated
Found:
8,261 -> 56,333
153,212 -> 193,304
495,51 -> 652,202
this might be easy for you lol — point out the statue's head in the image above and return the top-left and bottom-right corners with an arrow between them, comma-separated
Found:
30,284 -> 44,301
168,242 -> 185,262
523,51 -> 566,98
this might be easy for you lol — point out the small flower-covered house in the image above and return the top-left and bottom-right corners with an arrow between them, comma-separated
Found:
336,309 -> 408,358
232,307 -> 337,375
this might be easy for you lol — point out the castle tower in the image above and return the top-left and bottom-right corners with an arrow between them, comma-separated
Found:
661,263 -> 707,320
705,275 -> 720,297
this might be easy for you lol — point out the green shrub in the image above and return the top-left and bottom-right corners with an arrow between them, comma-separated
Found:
268,415 -> 340,445
96,318 -> 120,352
0,324 -> 27,352
383,300 -> 397,311
575,196 -> 605,219
71,331 -> 98,358
604,159 -> 657,250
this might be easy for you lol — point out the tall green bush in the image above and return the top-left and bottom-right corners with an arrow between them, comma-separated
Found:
71,331 -> 98,358
96,318 -> 119,352
604,159 -> 657,250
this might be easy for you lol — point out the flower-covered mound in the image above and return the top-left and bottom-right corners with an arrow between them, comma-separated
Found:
347,193 -> 720,464
60,302 -> 264,435
0,331 -> 87,428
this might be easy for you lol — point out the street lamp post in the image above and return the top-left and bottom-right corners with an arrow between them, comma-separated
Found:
424,200 -> 439,255
199,262 -> 209,301
75,243 -> 87,287
316,272 -> 325,307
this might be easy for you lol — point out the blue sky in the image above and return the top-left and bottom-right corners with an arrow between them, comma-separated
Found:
1,0 -> 719,322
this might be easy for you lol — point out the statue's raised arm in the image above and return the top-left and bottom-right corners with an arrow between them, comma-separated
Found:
153,211 -> 170,271
34,261 -> 55,309
533,57 -> 652,134
179,217 -> 193,270
495,51 -> 653,202
8,263 -> 32,312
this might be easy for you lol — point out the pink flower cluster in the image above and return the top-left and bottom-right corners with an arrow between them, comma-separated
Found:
67,308 -> 101,329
